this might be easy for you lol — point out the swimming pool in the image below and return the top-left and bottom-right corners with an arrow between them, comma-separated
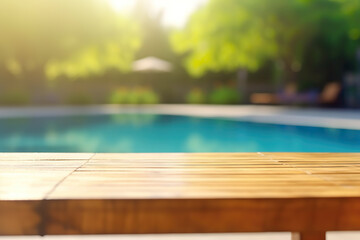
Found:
0,113 -> 359,152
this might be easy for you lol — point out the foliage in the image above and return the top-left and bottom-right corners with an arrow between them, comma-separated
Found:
109,87 -> 129,104
209,86 -> 241,104
139,88 -> 160,104
296,0 -> 358,88
0,90 -> 30,105
171,0 -> 359,86
186,88 -> 207,104
0,0 -> 359,106
109,87 -> 160,104
338,0 -> 360,42
171,0 -> 279,77
0,0 -> 141,80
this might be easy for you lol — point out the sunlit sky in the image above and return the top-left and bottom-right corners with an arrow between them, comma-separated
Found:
107,0 -> 208,27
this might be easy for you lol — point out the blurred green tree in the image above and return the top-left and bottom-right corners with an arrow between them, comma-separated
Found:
171,0 -> 277,78
339,0 -> 360,42
172,0 -> 358,88
0,0 -> 141,82
298,0 -> 358,90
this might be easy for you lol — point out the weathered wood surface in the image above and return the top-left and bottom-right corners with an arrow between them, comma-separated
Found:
1,153 -> 360,238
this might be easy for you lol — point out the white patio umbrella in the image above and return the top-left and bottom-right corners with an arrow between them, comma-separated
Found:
132,56 -> 172,72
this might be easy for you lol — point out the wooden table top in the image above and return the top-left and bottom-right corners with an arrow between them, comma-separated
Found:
1,152 -> 360,236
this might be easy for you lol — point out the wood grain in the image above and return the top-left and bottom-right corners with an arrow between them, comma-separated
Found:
44,197 -> 360,235
0,153 -> 93,235
0,201 -> 40,235
1,152 -> 360,237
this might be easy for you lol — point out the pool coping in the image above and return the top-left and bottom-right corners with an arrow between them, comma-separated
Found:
0,104 -> 359,130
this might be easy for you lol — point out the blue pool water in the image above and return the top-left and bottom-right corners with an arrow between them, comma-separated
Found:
0,114 -> 359,152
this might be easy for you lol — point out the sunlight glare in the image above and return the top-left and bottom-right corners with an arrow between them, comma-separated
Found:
107,0 -> 133,13
153,0 -> 208,27
107,0 -> 208,27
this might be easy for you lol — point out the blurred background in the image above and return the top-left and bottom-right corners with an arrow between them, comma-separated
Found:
0,0 -> 360,108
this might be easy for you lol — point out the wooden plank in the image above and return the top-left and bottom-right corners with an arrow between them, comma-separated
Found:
0,153 -> 93,235
0,153 -> 93,160
0,201 -> 41,235
47,153 -> 360,199
44,198 -> 360,235
1,153 -> 360,236
0,161 -> 86,200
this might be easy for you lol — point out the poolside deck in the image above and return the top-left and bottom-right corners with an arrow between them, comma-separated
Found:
1,152 -> 360,239
1,104 -> 360,130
